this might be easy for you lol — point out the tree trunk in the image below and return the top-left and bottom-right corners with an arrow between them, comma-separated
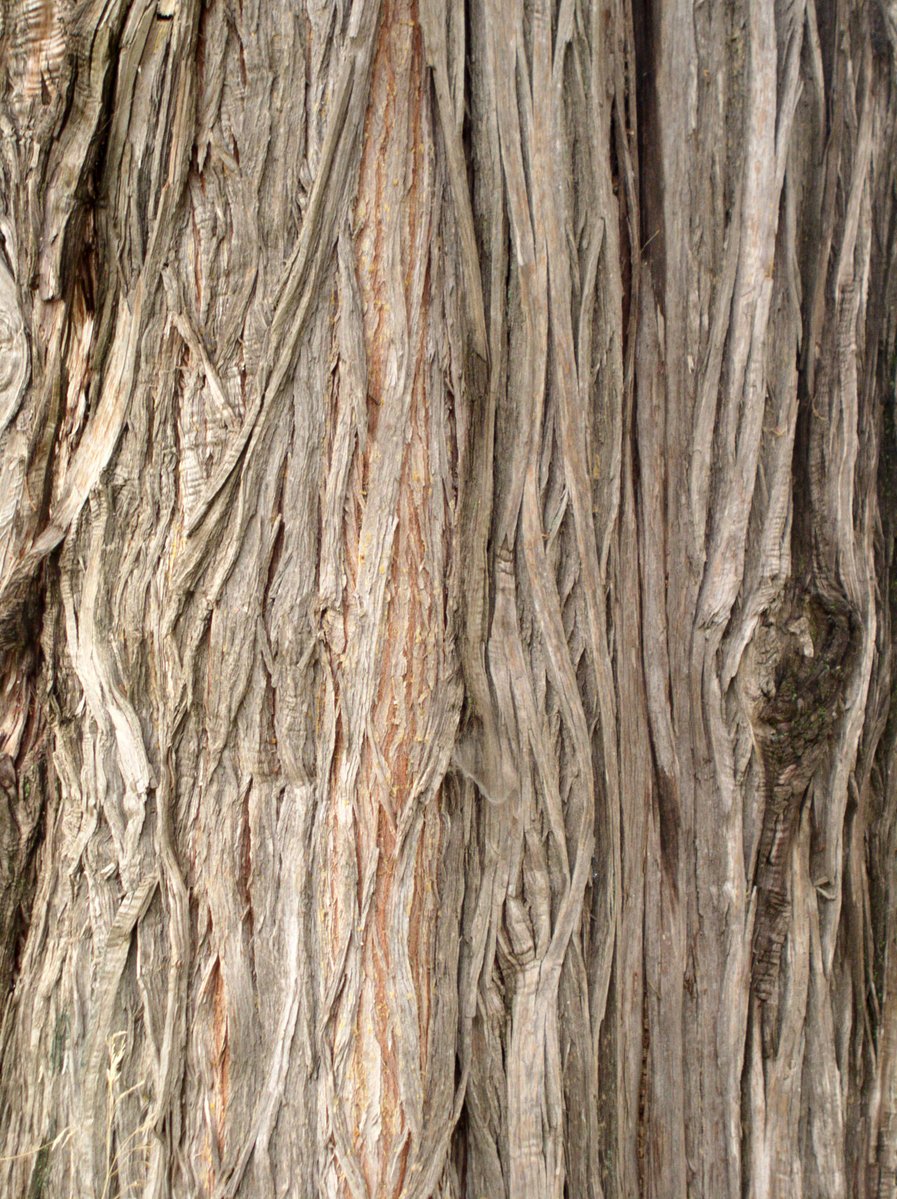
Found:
0,1 -> 896,1196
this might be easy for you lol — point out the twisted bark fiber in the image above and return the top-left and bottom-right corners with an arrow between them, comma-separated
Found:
0,2 -> 896,1196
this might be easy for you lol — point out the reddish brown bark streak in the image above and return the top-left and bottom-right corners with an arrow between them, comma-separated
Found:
322,3 -> 450,1194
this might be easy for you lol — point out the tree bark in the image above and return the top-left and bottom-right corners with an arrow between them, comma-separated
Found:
0,1 -> 896,1196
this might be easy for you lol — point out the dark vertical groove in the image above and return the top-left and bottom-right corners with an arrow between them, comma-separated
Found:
629,0 -> 665,298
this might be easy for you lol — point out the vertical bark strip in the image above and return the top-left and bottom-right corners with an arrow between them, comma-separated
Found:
317,4 -> 463,1195
0,3 -> 895,1198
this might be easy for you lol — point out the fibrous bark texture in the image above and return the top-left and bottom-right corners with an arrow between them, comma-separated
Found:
1,1 -> 896,1196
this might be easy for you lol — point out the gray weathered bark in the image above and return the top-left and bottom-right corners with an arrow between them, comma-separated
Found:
1,1 -> 896,1196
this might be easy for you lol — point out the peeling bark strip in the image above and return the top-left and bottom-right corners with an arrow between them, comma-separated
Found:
317,4 -> 462,1195
0,3 -> 897,1198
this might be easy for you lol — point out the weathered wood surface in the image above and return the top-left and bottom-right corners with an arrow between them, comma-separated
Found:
0,2 -> 896,1196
